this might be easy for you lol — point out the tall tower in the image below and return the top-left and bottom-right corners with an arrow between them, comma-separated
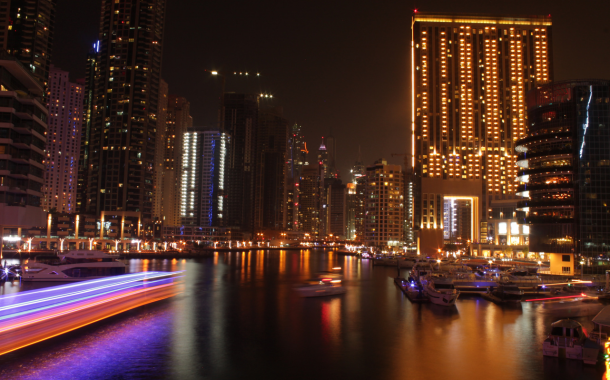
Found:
286,124 -> 308,231
255,106 -> 288,230
411,12 -> 552,253
81,0 -> 166,223
161,94 -> 192,225
2,0 -> 57,89
223,93 -> 258,233
43,65 -> 84,213
152,79 -> 168,220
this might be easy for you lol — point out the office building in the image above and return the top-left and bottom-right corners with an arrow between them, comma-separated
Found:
43,65 -> 83,213
180,127 -> 229,227
516,80 -> 610,274
364,159 -> 404,247
411,12 -> 553,254
325,178 -> 346,238
255,106 -> 288,230
223,93 -> 258,234
2,0 -> 56,90
0,55 -> 48,232
80,0 -> 166,225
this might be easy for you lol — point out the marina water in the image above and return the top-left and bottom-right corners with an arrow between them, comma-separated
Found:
0,249 -> 605,380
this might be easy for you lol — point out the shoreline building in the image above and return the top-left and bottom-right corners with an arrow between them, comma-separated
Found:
299,164 -> 321,236
43,65 -> 83,213
0,56 -> 48,234
79,0 -> 166,225
285,124 -> 308,231
180,127 -> 229,227
411,12 -> 553,254
517,80 -> 610,275
364,159 -> 404,247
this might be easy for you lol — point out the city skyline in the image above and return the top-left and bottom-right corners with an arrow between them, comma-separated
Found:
51,0 -> 610,179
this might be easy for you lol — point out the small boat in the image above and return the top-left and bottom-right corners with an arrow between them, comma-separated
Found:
482,282 -> 523,303
424,277 -> 459,306
294,280 -> 346,297
542,319 -> 600,364
23,250 -> 127,281
530,294 -> 604,317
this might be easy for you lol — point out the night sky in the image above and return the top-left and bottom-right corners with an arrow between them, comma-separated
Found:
54,0 -> 610,178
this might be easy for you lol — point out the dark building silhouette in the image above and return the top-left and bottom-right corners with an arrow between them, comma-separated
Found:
255,106 -> 288,230
517,80 -> 610,273
79,0 -> 166,224
223,93 -> 258,233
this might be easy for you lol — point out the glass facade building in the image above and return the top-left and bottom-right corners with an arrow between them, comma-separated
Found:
516,80 -> 610,258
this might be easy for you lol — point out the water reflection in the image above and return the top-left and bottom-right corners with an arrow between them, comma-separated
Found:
0,250 -> 603,380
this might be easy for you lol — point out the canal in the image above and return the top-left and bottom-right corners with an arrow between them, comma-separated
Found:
0,249 -> 605,379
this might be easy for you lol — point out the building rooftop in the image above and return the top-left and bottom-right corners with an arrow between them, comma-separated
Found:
413,11 -> 552,26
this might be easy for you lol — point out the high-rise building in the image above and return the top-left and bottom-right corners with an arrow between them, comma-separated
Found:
516,80 -> 610,274
286,124 -> 308,231
0,55 -> 47,229
43,65 -> 83,213
180,127 -> 229,227
364,159 -> 404,247
223,93 -> 258,233
325,178 -> 346,238
161,95 -> 192,225
317,137 -> 328,178
411,12 -> 553,254
255,106 -> 288,230
354,175 -> 367,242
299,164 -> 321,236
325,135 -> 337,178
80,0 -> 166,224
350,148 -> 365,184
152,79 -> 168,220
2,0 -> 56,90
76,42 -> 99,214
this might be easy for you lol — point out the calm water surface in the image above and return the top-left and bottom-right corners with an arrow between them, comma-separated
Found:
0,249 -> 605,380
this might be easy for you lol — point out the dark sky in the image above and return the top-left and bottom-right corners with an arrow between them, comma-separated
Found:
54,0 -> 610,179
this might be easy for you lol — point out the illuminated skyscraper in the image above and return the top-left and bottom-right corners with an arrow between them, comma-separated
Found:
80,0 -> 166,223
411,12 -> 553,253
43,65 -> 83,213
180,127 -> 229,227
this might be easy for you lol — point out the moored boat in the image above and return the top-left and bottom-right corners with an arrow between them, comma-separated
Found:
482,282 -> 523,303
424,277 -> 460,306
23,250 -> 127,281
542,319 -> 600,364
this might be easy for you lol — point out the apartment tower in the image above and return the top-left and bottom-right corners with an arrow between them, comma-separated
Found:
411,12 -> 553,253
80,0 -> 166,223
43,65 -> 84,213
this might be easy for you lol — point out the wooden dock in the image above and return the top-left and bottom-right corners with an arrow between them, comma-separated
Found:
394,277 -> 430,303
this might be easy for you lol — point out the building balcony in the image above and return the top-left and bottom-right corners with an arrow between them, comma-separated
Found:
516,182 -> 574,194
518,199 -> 573,209
525,215 -> 574,224
519,165 -> 573,177
516,147 -> 573,162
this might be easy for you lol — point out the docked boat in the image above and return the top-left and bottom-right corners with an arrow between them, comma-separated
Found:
482,282 -> 523,303
294,280 -> 346,297
424,277 -> 460,306
23,250 -> 127,281
542,319 -> 600,364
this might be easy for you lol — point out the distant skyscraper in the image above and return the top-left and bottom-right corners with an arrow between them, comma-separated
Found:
350,147 -> 365,184
299,164 -> 321,236
152,79 -> 168,220
365,159 -> 404,247
317,137 -> 328,178
161,95 -> 192,225
345,183 -> 357,240
1,0 -> 56,89
325,178 -> 346,237
80,0 -> 166,223
223,93 -> 258,233
286,124 -> 308,231
0,55 -> 47,228
325,135 -> 337,178
43,65 -> 84,213
180,127 -> 229,227
411,12 -> 553,253
255,106 -> 288,230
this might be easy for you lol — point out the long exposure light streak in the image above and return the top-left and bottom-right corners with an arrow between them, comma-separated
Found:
0,272 -> 184,356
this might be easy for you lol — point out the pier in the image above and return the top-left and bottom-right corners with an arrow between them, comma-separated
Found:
0,272 -> 183,355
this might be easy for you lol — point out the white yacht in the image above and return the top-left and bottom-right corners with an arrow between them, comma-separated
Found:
424,277 -> 460,306
23,250 -> 127,281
